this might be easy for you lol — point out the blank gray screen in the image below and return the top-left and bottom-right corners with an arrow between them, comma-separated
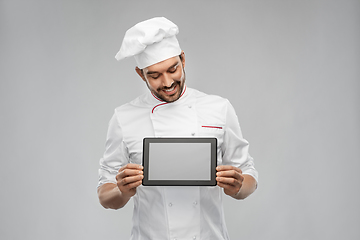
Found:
148,142 -> 211,180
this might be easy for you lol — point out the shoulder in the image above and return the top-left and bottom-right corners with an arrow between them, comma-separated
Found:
112,93 -> 151,125
190,88 -> 230,108
189,88 -> 235,125
114,93 -> 149,112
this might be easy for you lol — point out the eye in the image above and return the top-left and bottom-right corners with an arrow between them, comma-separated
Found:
148,73 -> 160,79
168,66 -> 178,73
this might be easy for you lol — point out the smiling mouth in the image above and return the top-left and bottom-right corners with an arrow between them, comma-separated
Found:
162,84 -> 177,95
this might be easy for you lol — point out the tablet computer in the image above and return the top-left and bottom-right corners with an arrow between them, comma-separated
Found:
142,137 -> 217,186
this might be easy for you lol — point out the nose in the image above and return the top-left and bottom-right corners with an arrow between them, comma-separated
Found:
162,73 -> 173,88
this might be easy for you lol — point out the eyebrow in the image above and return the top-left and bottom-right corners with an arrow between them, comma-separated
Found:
146,62 -> 179,75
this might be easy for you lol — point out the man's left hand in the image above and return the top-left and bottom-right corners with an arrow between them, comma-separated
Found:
216,165 -> 244,197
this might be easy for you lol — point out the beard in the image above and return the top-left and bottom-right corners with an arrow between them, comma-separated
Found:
148,70 -> 186,103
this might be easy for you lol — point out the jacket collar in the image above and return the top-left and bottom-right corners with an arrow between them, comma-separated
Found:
146,84 -> 188,104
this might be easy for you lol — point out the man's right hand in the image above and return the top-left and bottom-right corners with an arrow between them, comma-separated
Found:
116,163 -> 144,198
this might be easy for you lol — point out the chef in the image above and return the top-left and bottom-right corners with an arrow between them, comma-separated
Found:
97,17 -> 258,240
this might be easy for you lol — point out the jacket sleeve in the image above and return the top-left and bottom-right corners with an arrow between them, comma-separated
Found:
222,100 -> 258,183
98,112 -> 130,188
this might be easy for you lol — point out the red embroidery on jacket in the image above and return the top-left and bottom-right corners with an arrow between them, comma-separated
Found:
201,125 -> 223,129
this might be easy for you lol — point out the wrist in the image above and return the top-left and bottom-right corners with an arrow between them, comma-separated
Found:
232,187 -> 243,199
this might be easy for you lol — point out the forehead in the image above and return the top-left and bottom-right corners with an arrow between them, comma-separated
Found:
143,56 -> 180,73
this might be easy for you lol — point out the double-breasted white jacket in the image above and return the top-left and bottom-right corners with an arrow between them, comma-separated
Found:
98,86 -> 258,240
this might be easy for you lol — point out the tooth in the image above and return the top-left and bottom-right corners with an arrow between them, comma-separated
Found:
165,86 -> 174,92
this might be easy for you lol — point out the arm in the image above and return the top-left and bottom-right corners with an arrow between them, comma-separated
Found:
98,163 -> 143,209
98,113 -> 143,209
235,174 -> 257,199
98,183 -> 128,209
218,100 -> 258,199
216,165 -> 257,200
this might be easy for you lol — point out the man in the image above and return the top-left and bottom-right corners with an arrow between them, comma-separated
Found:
97,17 -> 258,240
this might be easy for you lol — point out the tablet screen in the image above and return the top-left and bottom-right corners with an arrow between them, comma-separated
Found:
142,138 -> 217,186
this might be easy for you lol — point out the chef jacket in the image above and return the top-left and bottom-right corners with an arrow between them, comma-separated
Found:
98,86 -> 258,240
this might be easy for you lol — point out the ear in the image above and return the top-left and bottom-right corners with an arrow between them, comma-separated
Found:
135,67 -> 146,82
180,51 -> 185,68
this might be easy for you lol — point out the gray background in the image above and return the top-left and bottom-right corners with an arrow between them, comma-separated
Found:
1,0 -> 359,239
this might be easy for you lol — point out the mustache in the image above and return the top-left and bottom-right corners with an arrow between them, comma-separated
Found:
160,81 -> 180,91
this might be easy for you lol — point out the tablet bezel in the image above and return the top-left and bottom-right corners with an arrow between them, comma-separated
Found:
142,137 -> 217,186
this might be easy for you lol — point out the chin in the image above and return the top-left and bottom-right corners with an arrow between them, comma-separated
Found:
161,93 -> 180,103
158,84 -> 184,103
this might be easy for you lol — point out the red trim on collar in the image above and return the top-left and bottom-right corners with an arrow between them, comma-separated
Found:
179,85 -> 186,98
152,102 -> 168,113
151,85 -> 187,113
151,91 -> 163,102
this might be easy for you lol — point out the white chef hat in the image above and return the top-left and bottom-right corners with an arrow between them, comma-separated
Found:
115,17 -> 181,69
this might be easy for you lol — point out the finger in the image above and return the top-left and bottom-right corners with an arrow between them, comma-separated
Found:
120,179 -> 143,191
217,182 -> 235,189
117,169 -> 143,180
216,176 -> 240,186
119,163 -> 143,172
129,180 -> 143,189
216,170 -> 242,180
216,165 -> 242,174
118,180 -> 143,197
218,183 -> 240,194
118,174 -> 144,186
217,182 -> 240,196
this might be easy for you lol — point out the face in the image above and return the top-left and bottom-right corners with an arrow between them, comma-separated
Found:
136,52 -> 186,103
